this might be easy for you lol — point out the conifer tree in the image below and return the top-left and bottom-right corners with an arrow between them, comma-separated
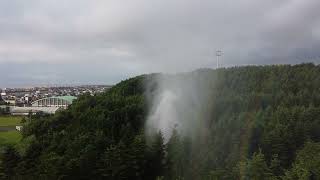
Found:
1,146 -> 20,178
246,150 -> 273,180
146,131 -> 165,179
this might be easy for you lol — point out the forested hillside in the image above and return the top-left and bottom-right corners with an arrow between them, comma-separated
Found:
1,63 -> 320,179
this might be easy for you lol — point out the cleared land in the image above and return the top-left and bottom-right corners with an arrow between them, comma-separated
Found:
0,116 -> 22,126
0,131 -> 22,145
0,116 -> 22,145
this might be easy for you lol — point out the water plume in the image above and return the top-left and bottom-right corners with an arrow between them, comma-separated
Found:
145,70 -> 214,142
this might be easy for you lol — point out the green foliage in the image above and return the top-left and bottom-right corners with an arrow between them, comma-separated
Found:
269,154 -> 282,177
0,95 -> 6,106
0,145 -> 20,179
145,131 -> 166,179
166,129 -> 184,179
246,150 -> 273,180
283,141 -> 320,180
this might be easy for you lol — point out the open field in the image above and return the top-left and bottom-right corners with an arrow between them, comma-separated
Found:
0,131 -> 22,145
0,116 -> 22,126
0,116 -> 22,146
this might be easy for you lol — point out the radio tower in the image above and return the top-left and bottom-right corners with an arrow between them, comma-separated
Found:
216,50 -> 222,69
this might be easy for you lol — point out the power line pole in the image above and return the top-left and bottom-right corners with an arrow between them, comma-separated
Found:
216,50 -> 222,69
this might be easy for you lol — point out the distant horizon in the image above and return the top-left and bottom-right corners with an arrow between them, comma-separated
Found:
2,62 -> 318,89
0,83 -> 114,89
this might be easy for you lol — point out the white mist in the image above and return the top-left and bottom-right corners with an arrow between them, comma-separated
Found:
145,71 -> 213,142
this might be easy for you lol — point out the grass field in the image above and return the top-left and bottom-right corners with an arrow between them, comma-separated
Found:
0,116 -> 22,146
0,131 -> 22,145
0,116 -> 22,126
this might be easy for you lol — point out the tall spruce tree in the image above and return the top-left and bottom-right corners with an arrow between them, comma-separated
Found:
145,131 -> 165,179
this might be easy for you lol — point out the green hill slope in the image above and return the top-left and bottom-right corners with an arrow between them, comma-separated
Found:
1,63 -> 320,180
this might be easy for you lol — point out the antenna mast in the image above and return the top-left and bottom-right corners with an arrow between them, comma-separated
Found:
216,50 -> 222,69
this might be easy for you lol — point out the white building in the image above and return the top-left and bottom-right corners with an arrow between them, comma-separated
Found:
31,96 -> 77,109
10,106 -> 62,115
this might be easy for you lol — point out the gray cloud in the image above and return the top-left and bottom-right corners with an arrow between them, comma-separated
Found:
1,0 -> 320,87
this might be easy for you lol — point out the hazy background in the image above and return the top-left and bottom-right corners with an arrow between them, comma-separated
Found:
1,0 -> 320,87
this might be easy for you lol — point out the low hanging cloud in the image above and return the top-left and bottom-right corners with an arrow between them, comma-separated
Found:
0,0 -> 320,87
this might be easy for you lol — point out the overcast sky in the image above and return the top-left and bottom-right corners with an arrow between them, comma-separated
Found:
1,0 -> 320,87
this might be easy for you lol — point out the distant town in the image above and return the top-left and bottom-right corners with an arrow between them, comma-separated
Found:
0,85 -> 113,107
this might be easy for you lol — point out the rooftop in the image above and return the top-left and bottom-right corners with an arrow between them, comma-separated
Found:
32,96 -> 77,104
51,96 -> 77,103
11,106 -> 61,114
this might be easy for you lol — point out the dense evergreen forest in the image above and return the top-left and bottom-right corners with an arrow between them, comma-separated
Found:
1,63 -> 320,179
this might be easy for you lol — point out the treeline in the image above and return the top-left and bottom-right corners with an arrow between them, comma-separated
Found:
0,95 -> 6,106
1,63 -> 320,179
0,94 -> 9,115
